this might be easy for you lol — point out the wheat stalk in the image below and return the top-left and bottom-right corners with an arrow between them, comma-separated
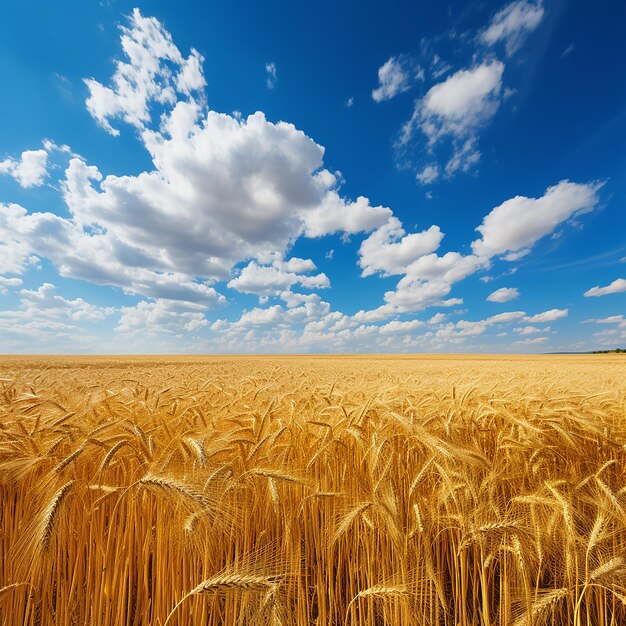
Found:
38,480 -> 74,551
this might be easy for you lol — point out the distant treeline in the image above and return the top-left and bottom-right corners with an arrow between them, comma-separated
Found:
591,348 -> 625,353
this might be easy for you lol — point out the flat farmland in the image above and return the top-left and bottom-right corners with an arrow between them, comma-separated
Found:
1,355 -> 625,625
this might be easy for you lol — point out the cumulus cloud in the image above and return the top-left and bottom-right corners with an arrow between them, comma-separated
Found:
524,308 -> 568,323
209,295 -> 450,354
302,192 -> 391,238
359,219 -> 444,277
0,199 -> 228,306
0,282 -> 116,353
0,8 -> 601,353
487,286 -> 519,302
400,61 -> 504,175
383,281 -> 463,312
432,310 -> 527,341
0,311 -> 88,352
480,0 -> 545,56
584,278 -> 626,297
117,299 -> 207,334
60,112 -> 338,281
372,56 -> 415,102
20,283 -> 115,321
0,10 -> 396,309
0,276 -> 22,294
0,149 -> 48,187
376,252 -> 486,314
472,180 -> 601,260
488,311 -> 526,323
403,61 -> 504,144
0,203 -> 44,274
514,325 -> 547,334
378,319 -> 424,333
227,259 -> 329,297
360,176 -> 596,321
388,1 -> 543,185
84,8 -> 206,135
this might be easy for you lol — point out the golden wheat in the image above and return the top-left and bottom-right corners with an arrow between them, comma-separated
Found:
0,353 -> 625,625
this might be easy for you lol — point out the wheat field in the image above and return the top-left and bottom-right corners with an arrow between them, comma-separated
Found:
1,354 -> 625,625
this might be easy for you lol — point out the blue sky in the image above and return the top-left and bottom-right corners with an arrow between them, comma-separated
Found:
0,0 -> 624,353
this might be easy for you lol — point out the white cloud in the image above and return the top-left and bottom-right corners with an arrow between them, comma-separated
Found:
0,149 -> 48,187
233,305 -> 285,329
515,336 -> 549,345
0,203 -> 43,274
351,305 -> 398,324
487,286 -> 519,302
0,282 -> 116,353
19,283 -> 115,321
1,11 -> 396,309
472,180 -> 601,260
302,192 -> 391,238
524,308 -> 568,323
0,8 -> 599,354
84,8 -> 206,135
514,325 -> 547,334
585,315 -> 626,328
402,61 -> 504,144
66,111 -> 332,272
401,61 -> 504,175
277,257 -> 317,273
416,164 -> 440,184
359,219 -> 444,277
585,317 -> 626,345
265,62 -> 277,89
346,178 -> 598,321
488,311 -> 526,323
377,319 -> 423,333
372,56 -> 413,102
227,260 -> 329,297
351,251 -> 485,319
432,310 -> 527,341
480,0 -> 545,56
421,61 -> 504,136
444,137 -> 481,176
584,278 -> 626,297
0,197 -> 228,306
383,280 -> 461,312
0,276 -> 22,294
399,251 -> 485,285
428,312 -> 447,324
0,308 -> 98,352
391,1 -> 542,185
117,299 -> 207,335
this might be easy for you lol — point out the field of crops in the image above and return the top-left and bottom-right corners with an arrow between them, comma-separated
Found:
1,355 -> 625,625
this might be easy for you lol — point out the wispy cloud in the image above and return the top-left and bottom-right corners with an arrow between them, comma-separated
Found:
372,55 -> 419,102
265,62 -> 277,89
479,0 -> 545,56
